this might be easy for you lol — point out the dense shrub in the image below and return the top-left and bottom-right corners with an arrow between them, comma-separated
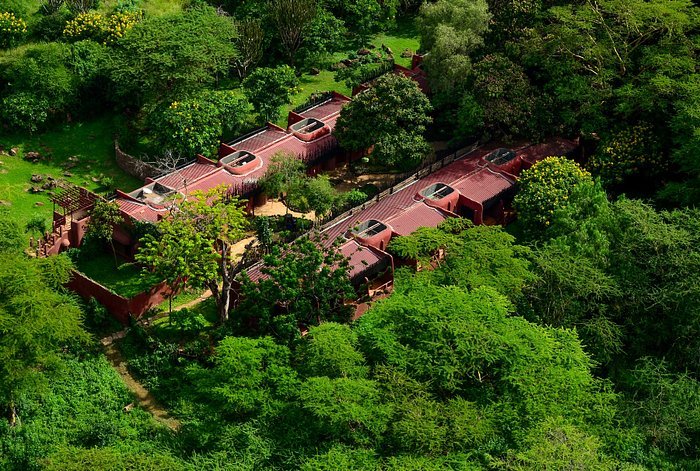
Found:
588,124 -> 666,190
0,92 -> 49,133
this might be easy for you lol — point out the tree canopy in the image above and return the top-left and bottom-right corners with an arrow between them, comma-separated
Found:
334,74 -> 432,170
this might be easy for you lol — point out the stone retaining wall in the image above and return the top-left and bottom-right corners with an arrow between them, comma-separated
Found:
114,141 -> 159,180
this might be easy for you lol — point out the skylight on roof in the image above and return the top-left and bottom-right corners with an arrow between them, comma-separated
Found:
421,183 -> 455,200
352,220 -> 388,239
485,148 -> 516,166
220,151 -> 257,167
129,182 -> 176,205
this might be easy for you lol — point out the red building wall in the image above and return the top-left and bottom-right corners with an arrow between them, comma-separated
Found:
66,270 -> 174,325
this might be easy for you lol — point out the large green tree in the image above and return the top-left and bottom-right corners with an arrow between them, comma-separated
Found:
418,0 -> 490,97
0,42 -> 76,132
109,7 -> 237,105
269,0 -> 317,66
242,66 -> 298,124
0,253 -> 88,425
334,73 -> 432,170
355,283 -> 611,430
137,186 -> 248,323
238,236 -> 354,342
513,157 -> 595,235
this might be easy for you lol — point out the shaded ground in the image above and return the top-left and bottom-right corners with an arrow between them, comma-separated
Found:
252,199 -> 316,220
328,169 -> 402,193
102,341 -> 181,431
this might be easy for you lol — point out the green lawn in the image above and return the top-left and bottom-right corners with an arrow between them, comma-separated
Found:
0,116 -> 142,229
98,0 -> 184,16
371,17 -> 421,68
155,288 -> 204,312
75,252 -> 161,298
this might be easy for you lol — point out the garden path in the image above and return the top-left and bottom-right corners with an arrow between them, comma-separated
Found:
102,341 -> 181,431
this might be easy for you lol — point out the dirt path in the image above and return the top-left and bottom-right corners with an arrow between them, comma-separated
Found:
103,341 -> 181,431
173,289 -> 212,311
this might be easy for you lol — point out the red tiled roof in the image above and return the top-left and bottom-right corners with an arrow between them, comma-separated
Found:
186,168 -> 245,193
303,99 -> 347,120
452,169 -> 514,204
116,198 -> 163,223
340,239 -> 390,279
386,203 -> 448,236
233,127 -> 289,153
157,162 -> 217,189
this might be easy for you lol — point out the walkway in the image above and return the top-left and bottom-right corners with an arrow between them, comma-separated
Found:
102,341 -> 181,431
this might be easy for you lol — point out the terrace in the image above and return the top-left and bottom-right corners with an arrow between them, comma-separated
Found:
128,182 -> 179,207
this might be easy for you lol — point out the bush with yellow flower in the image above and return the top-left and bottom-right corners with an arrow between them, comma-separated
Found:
514,157 -> 594,232
148,90 -> 251,158
588,124 -> 666,189
0,12 -> 28,49
63,11 -> 140,44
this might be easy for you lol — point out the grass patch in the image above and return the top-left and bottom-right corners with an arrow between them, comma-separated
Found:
75,252 -> 161,298
150,297 -> 218,341
0,116 -> 142,228
155,288 -> 205,312
99,0 -> 184,16
371,16 -> 421,68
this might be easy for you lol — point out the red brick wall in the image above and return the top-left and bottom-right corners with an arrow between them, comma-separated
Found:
66,270 -> 174,325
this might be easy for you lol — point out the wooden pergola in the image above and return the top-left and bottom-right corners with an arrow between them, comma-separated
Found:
50,182 -> 101,218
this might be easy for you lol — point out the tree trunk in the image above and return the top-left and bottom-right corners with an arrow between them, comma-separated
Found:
218,286 -> 231,323
213,240 -> 234,324
8,401 -> 17,427
110,240 -> 118,268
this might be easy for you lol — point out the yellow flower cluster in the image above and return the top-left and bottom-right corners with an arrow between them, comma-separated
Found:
589,124 -> 665,185
63,12 -> 105,40
515,156 -> 593,228
0,11 -> 28,48
63,11 -> 140,44
103,12 -> 140,45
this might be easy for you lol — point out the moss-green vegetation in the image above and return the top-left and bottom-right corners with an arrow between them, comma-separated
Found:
0,355 -> 176,470
75,252 -> 161,298
0,117 -> 141,228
